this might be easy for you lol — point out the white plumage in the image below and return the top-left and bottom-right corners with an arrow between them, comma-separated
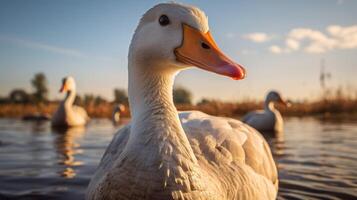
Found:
88,111 -> 278,199
242,91 -> 287,133
112,104 -> 125,125
51,76 -> 89,127
87,3 -> 278,200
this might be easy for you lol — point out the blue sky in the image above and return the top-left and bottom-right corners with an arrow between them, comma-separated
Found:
0,0 -> 356,102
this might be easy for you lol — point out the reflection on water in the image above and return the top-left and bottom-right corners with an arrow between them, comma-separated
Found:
0,117 -> 356,199
262,130 -> 285,158
0,119 -> 118,200
52,126 -> 85,178
265,117 -> 357,200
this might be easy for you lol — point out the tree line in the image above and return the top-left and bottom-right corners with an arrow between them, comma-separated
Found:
0,73 -> 49,104
0,73 -> 193,106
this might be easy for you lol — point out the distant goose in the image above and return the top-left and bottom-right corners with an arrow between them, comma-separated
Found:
112,104 -> 125,125
242,91 -> 288,133
87,3 -> 278,200
51,76 -> 89,127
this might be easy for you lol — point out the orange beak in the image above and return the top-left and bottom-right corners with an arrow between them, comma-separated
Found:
174,24 -> 246,80
119,105 -> 126,112
278,97 -> 290,107
59,83 -> 68,93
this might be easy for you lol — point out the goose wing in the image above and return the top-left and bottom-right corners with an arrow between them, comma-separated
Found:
241,110 -> 264,123
87,124 -> 131,197
72,105 -> 90,121
179,111 -> 278,190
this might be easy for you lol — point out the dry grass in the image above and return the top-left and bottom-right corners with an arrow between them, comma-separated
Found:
177,99 -> 357,118
1,88 -> 357,118
279,98 -> 357,116
0,103 -> 131,118
0,103 -> 57,118
1,97 -> 356,119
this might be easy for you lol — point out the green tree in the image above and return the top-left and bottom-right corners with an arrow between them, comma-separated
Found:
9,89 -> 31,104
197,98 -> 211,106
74,95 -> 83,106
94,95 -> 107,106
84,94 -> 95,106
31,73 -> 48,103
113,88 -> 128,104
173,87 -> 192,105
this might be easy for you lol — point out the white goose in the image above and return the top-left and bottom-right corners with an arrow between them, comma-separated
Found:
51,76 -> 89,127
242,91 -> 288,133
112,104 -> 125,125
87,3 -> 278,200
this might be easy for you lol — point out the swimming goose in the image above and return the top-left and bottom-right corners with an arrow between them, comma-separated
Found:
242,91 -> 288,133
87,3 -> 278,200
51,76 -> 89,127
112,104 -> 125,125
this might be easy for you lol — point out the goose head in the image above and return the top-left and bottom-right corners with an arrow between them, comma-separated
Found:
114,104 -> 126,113
129,3 -> 245,79
266,91 -> 288,106
59,76 -> 76,93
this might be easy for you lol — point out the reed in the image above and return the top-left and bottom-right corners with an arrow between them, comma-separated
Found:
1,89 -> 356,118
0,103 -> 131,118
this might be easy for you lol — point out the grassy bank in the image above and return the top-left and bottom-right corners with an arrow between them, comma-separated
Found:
0,103 -> 131,118
1,96 -> 357,119
178,98 -> 357,117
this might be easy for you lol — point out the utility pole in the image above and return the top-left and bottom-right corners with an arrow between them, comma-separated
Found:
319,59 -> 331,99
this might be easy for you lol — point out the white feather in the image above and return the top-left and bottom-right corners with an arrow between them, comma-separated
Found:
87,3 -> 278,200
51,76 -> 89,127
242,91 -> 285,132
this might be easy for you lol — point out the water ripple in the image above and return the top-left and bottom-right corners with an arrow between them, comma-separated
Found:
0,117 -> 356,199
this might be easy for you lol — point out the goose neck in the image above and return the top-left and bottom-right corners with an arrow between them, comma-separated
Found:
63,89 -> 76,108
265,101 -> 275,111
127,60 -> 197,163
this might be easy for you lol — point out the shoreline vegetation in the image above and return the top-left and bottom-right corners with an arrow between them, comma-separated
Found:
1,95 -> 356,119
2,73 -> 356,119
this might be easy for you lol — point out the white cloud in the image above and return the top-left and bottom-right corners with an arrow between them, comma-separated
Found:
239,49 -> 257,55
0,35 -> 87,58
289,28 -> 336,53
327,25 -> 357,49
0,35 -> 115,62
286,38 -> 300,50
269,45 -> 282,54
270,25 -> 357,54
243,32 -> 272,43
305,43 -> 326,53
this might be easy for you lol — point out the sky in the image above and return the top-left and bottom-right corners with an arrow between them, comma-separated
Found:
0,0 -> 356,102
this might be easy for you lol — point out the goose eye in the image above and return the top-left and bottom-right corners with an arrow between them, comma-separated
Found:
159,15 -> 170,26
201,42 -> 210,49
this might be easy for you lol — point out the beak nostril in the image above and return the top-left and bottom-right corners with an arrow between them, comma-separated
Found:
201,42 -> 210,49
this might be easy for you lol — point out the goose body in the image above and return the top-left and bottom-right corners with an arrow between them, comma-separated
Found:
51,76 -> 89,127
112,104 -> 125,125
88,111 -> 278,200
87,3 -> 277,200
242,91 -> 287,133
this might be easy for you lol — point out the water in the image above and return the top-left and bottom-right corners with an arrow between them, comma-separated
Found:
0,117 -> 356,200
272,117 -> 357,200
